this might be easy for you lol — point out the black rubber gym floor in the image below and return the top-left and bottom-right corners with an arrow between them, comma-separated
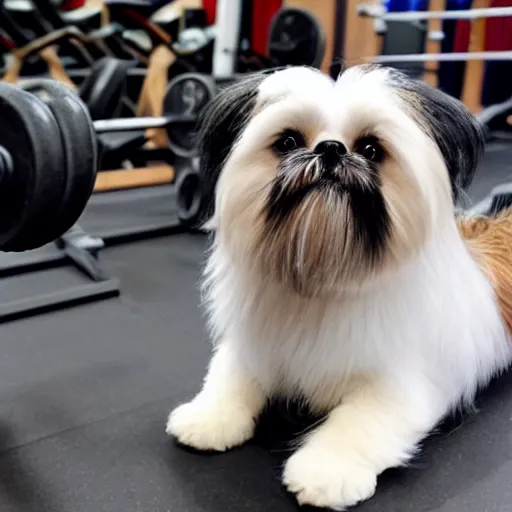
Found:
0,145 -> 511,512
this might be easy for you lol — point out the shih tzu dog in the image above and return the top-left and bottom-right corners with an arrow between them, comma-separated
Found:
166,64 -> 512,510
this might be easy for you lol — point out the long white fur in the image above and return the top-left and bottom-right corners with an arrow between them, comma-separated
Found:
167,66 -> 512,510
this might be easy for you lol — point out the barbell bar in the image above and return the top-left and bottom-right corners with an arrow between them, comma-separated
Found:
370,51 -> 512,63
357,4 -> 512,21
93,115 -> 198,134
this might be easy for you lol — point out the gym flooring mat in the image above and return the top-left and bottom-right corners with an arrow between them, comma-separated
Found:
0,146 -> 511,512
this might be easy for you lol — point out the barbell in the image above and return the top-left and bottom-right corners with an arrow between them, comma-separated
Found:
94,72 -> 216,158
0,80 -> 97,252
93,72 -> 216,225
357,4 -> 512,21
0,73 -> 215,252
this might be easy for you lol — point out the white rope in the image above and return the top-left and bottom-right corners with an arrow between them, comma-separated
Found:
372,51 -> 512,63
358,4 -> 512,21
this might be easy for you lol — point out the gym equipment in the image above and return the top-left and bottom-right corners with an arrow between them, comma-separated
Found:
171,25 -> 216,74
106,0 -> 174,43
16,80 -> 97,249
78,56 -> 134,119
0,79 -> 120,321
355,2 -> 512,224
371,51 -> 512,63
0,80 -> 96,252
0,70 -> 210,311
211,3 -> 326,77
0,0 -> 41,46
476,95 -> 512,140
0,225 -> 118,324
27,0 -> 141,61
96,72 -> 215,225
380,19 -> 426,78
2,16 -> 138,119
356,4 -> 512,64
235,6 -> 327,73
268,7 -> 326,68
94,114 -> 203,225
358,4 -> 512,21
173,26 -> 215,54
2,0 -> 148,76
15,70 -> 213,218
353,1 -> 512,127
163,72 -> 217,157
95,72 -> 216,177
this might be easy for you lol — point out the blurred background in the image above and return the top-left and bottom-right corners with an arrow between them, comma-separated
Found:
2,0 -> 511,175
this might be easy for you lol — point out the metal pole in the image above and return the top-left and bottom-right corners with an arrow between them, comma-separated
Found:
93,115 -> 197,133
371,51 -> 512,63
357,4 -> 512,21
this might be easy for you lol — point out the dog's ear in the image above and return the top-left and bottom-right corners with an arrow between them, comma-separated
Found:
393,74 -> 485,200
197,72 -> 271,223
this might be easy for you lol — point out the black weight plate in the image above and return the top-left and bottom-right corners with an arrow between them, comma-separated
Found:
0,83 -> 66,252
19,80 -> 98,248
268,8 -> 325,68
163,73 -> 216,157
175,166 -> 202,225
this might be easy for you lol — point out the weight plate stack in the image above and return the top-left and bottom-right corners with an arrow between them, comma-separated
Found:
19,80 -> 98,249
0,82 -> 67,252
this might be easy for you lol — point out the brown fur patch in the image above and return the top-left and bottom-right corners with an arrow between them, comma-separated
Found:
458,208 -> 512,334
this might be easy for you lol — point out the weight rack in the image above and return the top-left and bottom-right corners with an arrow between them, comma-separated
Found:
0,226 -> 120,324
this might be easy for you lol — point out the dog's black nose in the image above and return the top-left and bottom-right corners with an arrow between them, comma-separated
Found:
314,140 -> 347,161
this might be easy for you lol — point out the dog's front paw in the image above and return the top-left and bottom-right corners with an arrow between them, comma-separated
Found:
283,445 -> 377,510
166,399 -> 256,452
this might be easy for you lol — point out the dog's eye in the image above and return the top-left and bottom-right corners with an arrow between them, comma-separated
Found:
362,144 -> 377,160
356,137 -> 384,163
273,130 -> 305,155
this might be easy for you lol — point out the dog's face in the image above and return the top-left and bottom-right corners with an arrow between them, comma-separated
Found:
199,65 -> 484,296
